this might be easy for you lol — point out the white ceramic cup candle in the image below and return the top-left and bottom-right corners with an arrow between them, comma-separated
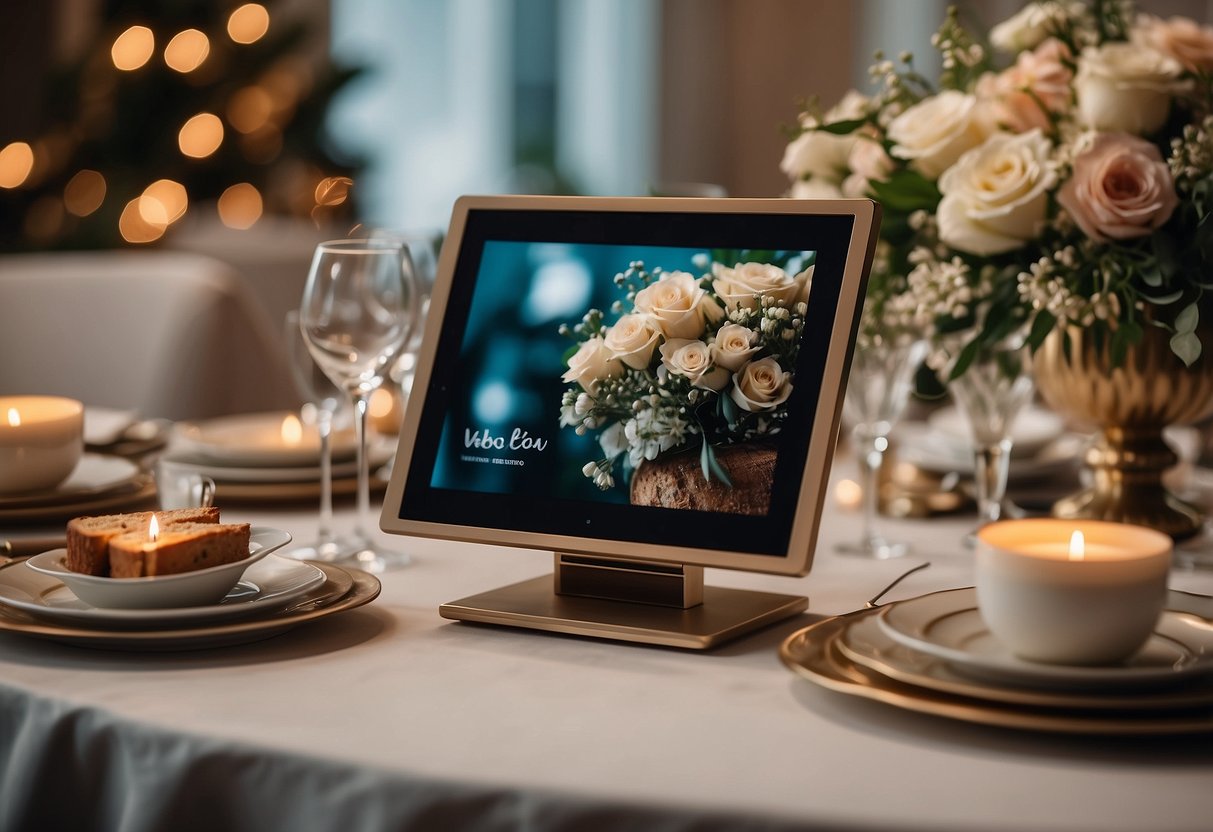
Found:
0,396 -> 85,495
975,518 -> 1172,665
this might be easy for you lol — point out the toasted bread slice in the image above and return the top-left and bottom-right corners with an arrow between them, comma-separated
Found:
108,521 -> 251,578
65,508 -> 220,576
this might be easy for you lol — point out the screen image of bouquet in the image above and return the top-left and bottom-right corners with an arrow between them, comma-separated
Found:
559,251 -> 814,515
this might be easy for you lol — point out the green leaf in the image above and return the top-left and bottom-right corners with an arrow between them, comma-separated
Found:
815,118 -> 868,136
868,169 -> 942,214
1138,289 -> 1184,305
1171,331 -> 1202,366
719,389 -> 740,428
700,442 -> 734,488
947,339 -> 981,381
1026,310 -> 1057,352
1140,264 -> 1163,287
1176,302 -> 1199,334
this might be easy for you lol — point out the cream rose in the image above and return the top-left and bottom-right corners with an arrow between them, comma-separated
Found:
561,336 -> 623,395
632,271 -> 723,339
1074,43 -> 1185,135
936,129 -> 1056,256
789,178 -> 844,199
990,1 -> 1074,52
710,323 -> 761,372
780,129 -> 854,183
1136,15 -> 1213,73
602,313 -> 660,370
887,90 -> 989,179
730,357 -> 792,412
659,339 -> 729,391
1057,132 -> 1179,242
711,262 -> 812,311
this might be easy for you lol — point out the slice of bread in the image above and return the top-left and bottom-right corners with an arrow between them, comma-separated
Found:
65,507 -> 220,576
108,522 -> 251,578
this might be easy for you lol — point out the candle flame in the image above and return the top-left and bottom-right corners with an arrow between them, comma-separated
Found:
1069,530 -> 1084,561
5,408 -> 18,427
148,514 -> 159,542
281,413 -> 303,445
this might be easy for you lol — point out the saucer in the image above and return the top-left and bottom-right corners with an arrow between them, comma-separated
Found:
878,588 -> 1213,690
173,412 -> 358,467
0,454 -> 142,509
26,526 -> 292,609
0,554 -> 325,628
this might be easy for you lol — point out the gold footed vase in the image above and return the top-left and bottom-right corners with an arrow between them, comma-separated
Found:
1034,324 -> 1213,540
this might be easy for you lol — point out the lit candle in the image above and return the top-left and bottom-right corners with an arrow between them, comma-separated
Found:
280,413 -> 303,446
976,519 -> 1172,665
0,395 -> 84,495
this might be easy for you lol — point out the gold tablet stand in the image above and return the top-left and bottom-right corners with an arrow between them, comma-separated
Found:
439,554 -> 808,649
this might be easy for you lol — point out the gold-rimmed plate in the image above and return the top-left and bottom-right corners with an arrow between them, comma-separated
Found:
837,614 -> 1213,712
0,562 -> 376,651
780,610 -> 1213,735
0,477 -> 157,525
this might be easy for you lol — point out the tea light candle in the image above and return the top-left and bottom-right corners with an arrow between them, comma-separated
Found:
975,518 -> 1172,665
0,395 -> 84,495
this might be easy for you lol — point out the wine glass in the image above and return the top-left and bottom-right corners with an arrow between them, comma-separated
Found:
836,336 -> 929,559
370,230 -> 440,402
282,309 -> 347,562
947,338 -> 1034,545
299,239 -> 419,573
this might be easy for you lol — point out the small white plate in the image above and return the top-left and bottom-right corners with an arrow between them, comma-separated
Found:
24,526 -> 292,609
0,554 -> 325,627
926,405 -> 1066,458
896,423 -> 1085,480
0,454 -> 141,509
877,587 -> 1213,690
159,436 -> 395,484
173,412 -> 358,467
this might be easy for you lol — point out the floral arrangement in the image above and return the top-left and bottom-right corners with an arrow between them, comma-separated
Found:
558,254 -> 812,489
782,0 -> 1213,374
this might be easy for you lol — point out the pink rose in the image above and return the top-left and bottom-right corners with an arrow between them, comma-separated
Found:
977,39 -> 1073,134
1137,15 -> 1213,73
1057,133 -> 1179,242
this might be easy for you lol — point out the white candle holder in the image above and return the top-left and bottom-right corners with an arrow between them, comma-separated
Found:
0,396 -> 84,495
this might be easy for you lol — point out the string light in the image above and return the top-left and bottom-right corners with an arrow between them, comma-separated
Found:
119,197 -> 166,243
111,26 -> 155,71
164,29 -> 210,73
63,170 -> 106,217
228,4 -> 270,44
178,113 -> 224,158
139,179 -> 188,225
227,86 -> 274,133
24,196 -> 65,242
314,176 -> 352,206
0,142 -> 34,189
218,183 -> 262,229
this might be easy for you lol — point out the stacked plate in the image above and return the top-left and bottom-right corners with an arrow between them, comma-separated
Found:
0,542 -> 381,651
781,587 -> 1213,734
0,455 -> 155,525
163,412 -> 395,503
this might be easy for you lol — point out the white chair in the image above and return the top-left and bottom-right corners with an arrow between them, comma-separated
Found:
0,251 -> 300,421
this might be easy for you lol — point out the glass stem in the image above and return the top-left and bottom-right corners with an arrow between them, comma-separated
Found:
856,430 -> 884,547
974,439 -> 1012,525
352,389 -> 373,545
316,407 -> 334,546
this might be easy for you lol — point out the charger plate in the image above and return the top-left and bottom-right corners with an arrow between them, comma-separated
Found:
780,609 -> 1213,735
0,562 -> 377,651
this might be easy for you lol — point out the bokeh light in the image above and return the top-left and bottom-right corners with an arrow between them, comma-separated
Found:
111,26 -> 155,71
0,142 -> 35,189
63,170 -> 107,217
164,29 -> 210,73
314,176 -> 353,206
227,86 -> 274,133
228,4 -> 270,44
119,197 -> 166,244
139,179 -> 188,225
218,183 -> 263,229
178,113 -> 224,158
24,196 -> 65,242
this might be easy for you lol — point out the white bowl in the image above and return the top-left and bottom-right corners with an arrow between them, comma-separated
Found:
26,526 -> 293,609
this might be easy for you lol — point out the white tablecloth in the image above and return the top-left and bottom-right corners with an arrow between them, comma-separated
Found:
2,463 -> 1212,832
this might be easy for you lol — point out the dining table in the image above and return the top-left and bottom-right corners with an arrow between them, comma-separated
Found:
1,452 -> 1211,832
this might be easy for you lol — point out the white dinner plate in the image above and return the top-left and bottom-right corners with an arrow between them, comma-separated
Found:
926,405 -> 1066,458
160,436 -> 395,484
896,423 -> 1085,480
0,454 -> 142,509
173,411 -> 359,467
2,553 -> 324,628
877,588 -> 1213,690
839,614 -> 1213,711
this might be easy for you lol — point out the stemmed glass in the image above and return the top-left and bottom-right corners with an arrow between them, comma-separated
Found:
282,309 -> 346,562
299,239 -> 419,573
371,230 -> 440,401
946,338 -> 1034,544
837,336 -> 930,559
